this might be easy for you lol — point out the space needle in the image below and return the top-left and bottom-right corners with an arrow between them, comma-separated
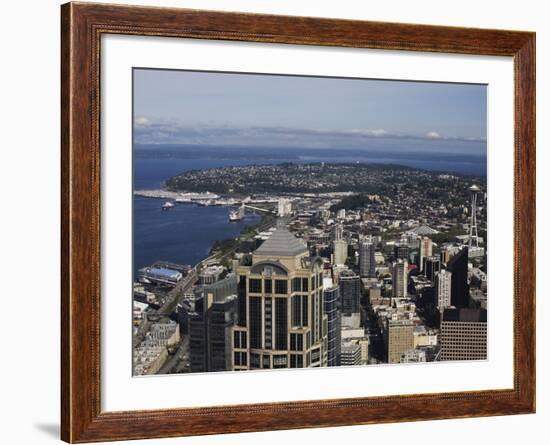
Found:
468,185 -> 481,248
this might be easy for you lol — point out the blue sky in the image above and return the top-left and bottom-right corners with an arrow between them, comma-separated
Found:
133,68 -> 486,154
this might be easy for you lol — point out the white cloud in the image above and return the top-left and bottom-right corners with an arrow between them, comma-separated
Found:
134,116 -> 151,127
425,131 -> 441,139
350,128 -> 388,137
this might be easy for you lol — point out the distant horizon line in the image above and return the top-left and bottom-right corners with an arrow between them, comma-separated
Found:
134,143 -> 487,160
134,141 -> 488,149
133,119 -> 487,148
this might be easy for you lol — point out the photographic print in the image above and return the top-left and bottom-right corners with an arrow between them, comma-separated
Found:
132,68 -> 488,376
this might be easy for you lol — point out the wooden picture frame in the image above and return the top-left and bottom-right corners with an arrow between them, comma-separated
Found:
61,2 -> 535,442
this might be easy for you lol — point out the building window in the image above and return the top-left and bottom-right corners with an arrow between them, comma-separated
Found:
275,298 -> 288,350
275,279 -> 288,294
302,278 -> 309,292
250,297 -> 262,349
290,354 -> 304,368
290,333 -> 303,351
273,354 -> 287,368
238,275 -> 247,327
292,295 -> 302,327
234,351 -> 247,366
262,355 -> 271,368
250,353 -> 260,369
292,278 -> 301,292
311,347 -> 320,362
233,330 -> 246,349
264,279 -> 272,294
264,298 -> 272,349
249,278 -> 262,293
302,295 -> 309,326
311,295 -> 316,343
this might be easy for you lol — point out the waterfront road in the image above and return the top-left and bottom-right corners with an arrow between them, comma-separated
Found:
133,269 -> 198,347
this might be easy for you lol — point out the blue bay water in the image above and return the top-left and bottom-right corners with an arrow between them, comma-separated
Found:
133,158 -> 262,275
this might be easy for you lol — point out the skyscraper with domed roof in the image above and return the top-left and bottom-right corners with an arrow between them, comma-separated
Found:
231,221 -> 328,370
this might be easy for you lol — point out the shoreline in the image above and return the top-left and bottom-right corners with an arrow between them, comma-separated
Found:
133,194 -> 265,273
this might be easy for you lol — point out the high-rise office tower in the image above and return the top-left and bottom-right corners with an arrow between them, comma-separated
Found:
335,222 -> 343,240
180,274 -> 238,371
186,293 -> 238,373
359,241 -> 376,278
440,246 -> 451,266
323,282 -> 341,367
394,241 -> 409,261
185,274 -> 238,370
333,223 -> 348,266
435,269 -> 452,311
406,232 -> 420,249
277,197 -> 292,217
447,247 -> 470,309
419,236 -> 433,272
440,308 -> 487,361
385,319 -> 414,364
232,221 -> 328,370
207,295 -> 239,371
339,270 -> 361,315
187,299 -> 207,372
424,256 -> 441,282
392,259 -> 408,298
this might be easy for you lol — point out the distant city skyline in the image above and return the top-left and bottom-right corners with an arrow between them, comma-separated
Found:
133,69 -> 487,154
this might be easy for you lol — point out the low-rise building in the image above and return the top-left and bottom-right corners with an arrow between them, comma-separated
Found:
384,318 -> 414,364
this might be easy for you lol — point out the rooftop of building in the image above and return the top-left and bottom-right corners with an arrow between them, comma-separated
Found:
254,221 -> 308,257
341,341 -> 362,353
442,307 -> 487,323
339,269 -> 359,279
387,318 -> 415,327
199,264 -> 225,276
139,267 -> 182,279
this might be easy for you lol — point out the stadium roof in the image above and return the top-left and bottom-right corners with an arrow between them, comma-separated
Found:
409,225 -> 439,235
147,267 -> 182,279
